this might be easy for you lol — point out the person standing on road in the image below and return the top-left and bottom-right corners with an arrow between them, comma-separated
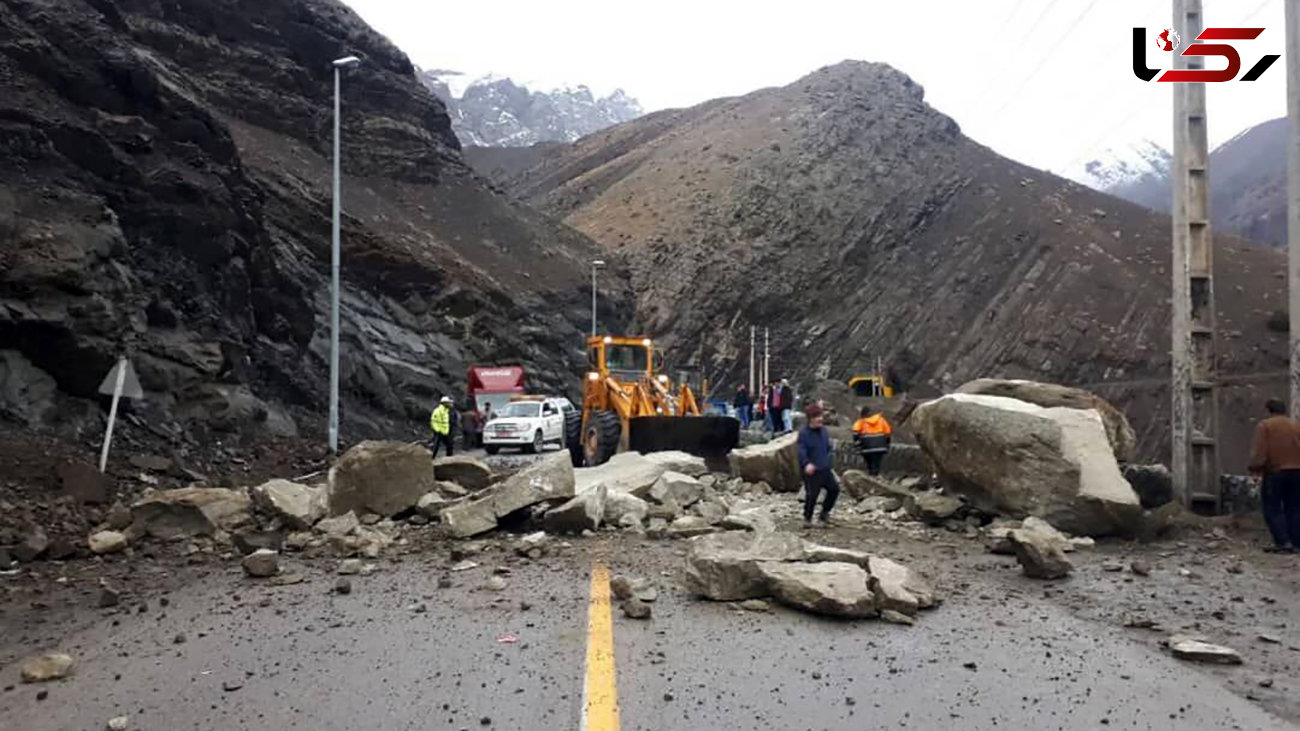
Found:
734,385 -> 753,429
429,396 -> 455,458
1248,399 -> 1300,553
853,406 -> 893,476
798,403 -> 839,528
780,379 -> 795,433
768,380 -> 787,435
461,402 -> 482,450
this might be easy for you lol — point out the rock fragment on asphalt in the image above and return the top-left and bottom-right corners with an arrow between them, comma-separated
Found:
241,549 -> 279,577
88,530 -> 128,555
621,598 -> 652,619
334,578 -> 352,595
1009,529 -> 1072,579
610,574 -> 635,600
20,653 -> 74,682
1167,635 -> 1243,664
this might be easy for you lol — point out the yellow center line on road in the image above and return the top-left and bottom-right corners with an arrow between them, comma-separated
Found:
582,562 -> 621,731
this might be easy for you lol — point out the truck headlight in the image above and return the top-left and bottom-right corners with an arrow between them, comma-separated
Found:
657,374 -> 669,383
587,372 -> 600,381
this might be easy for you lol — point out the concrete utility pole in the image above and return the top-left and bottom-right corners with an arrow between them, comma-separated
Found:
329,55 -> 360,457
1287,0 -> 1300,415
749,325 -> 756,394
1169,0 -> 1221,511
590,260 -> 605,336
763,328 -> 770,386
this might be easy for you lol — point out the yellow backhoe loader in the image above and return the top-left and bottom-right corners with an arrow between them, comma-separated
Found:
569,335 -> 739,466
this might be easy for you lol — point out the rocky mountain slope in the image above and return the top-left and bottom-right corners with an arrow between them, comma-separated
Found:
1093,118 -> 1288,249
0,0 -> 628,451
419,71 -> 642,147
494,61 -> 1290,466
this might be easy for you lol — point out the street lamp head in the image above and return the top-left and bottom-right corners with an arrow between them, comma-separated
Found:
333,55 -> 362,69
592,260 -> 606,267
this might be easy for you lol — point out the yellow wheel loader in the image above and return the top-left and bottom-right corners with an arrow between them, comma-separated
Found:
571,335 -> 740,467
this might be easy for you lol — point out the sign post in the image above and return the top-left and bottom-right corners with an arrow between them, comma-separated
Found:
97,357 -> 144,473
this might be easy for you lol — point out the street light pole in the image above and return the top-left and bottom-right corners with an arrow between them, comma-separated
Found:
590,260 -> 605,336
329,55 -> 360,456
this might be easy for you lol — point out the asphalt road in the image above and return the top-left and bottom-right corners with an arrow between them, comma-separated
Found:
3,531 -> 1298,731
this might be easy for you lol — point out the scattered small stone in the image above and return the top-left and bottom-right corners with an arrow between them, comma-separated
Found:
846,697 -> 856,706
241,549 -> 279,578
159,597 -> 170,608
1259,634 -> 1281,644
881,609 -> 915,626
738,599 -> 771,612
334,578 -> 352,595
88,530 -> 128,556
621,598 -> 652,619
519,601 -> 532,611
663,691 -> 675,702
479,716 -> 491,726
409,603 -> 428,614
484,576 -> 508,592
636,587 -> 659,603
20,653 -> 74,683
269,573 -> 304,586
1101,561 -> 1124,572
222,680 -> 243,692
1226,564 -> 1244,575
98,586 -> 121,609
437,576 -> 453,589
1260,678 -> 1275,688
173,633 -> 186,645
338,559 -> 363,575
962,661 -> 977,670
451,560 -> 479,572
1130,560 -> 1152,577
106,716 -> 129,730
610,575 -> 635,601
36,689 -> 48,701
1167,635 -> 1243,664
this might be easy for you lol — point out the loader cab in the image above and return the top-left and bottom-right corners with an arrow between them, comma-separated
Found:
587,335 -> 655,382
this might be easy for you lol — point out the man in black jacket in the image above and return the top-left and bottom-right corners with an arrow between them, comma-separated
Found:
733,385 -> 753,428
798,403 -> 839,527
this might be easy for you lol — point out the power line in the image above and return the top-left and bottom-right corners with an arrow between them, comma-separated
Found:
987,0 -> 1104,119
962,0 -> 1067,108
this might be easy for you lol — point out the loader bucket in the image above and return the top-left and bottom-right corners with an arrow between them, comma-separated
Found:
628,415 -> 740,458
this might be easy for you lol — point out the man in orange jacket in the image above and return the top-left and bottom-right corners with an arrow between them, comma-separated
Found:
1249,399 -> 1300,553
853,406 -> 892,476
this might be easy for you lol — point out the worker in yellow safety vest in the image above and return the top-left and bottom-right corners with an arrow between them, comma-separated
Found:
429,396 -> 455,458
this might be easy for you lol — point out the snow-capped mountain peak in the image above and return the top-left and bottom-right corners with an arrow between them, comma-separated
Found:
418,69 -> 644,148
1069,139 -> 1173,191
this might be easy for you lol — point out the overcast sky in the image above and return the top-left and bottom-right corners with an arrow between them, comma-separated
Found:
344,0 -> 1287,177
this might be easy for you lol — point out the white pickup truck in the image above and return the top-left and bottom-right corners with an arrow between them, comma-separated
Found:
483,397 -> 576,455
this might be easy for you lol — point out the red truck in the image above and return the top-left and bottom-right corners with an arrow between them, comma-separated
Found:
467,366 -> 525,418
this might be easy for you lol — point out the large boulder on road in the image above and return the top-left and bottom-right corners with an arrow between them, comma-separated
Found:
956,379 -> 1136,461
442,452 -> 575,537
327,441 -> 439,518
1009,528 -> 1073,579
757,561 -> 877,618
649,471 -> 705,507
131,487 -> 252,539
912,394 -> 1140,536
602,490 -> 650,528
543,486 -> 607,534
685,532 -> 940,619
251,479 -> 326,530
433,456 -> 493,491
639,451 -> 709,477
684,532 -> 807,601
728,433 -> 800,493
575,452 -> 667,497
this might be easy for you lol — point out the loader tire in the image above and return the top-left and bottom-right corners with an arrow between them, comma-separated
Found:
582,410 -> 621,467
565,411 -> 584,467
